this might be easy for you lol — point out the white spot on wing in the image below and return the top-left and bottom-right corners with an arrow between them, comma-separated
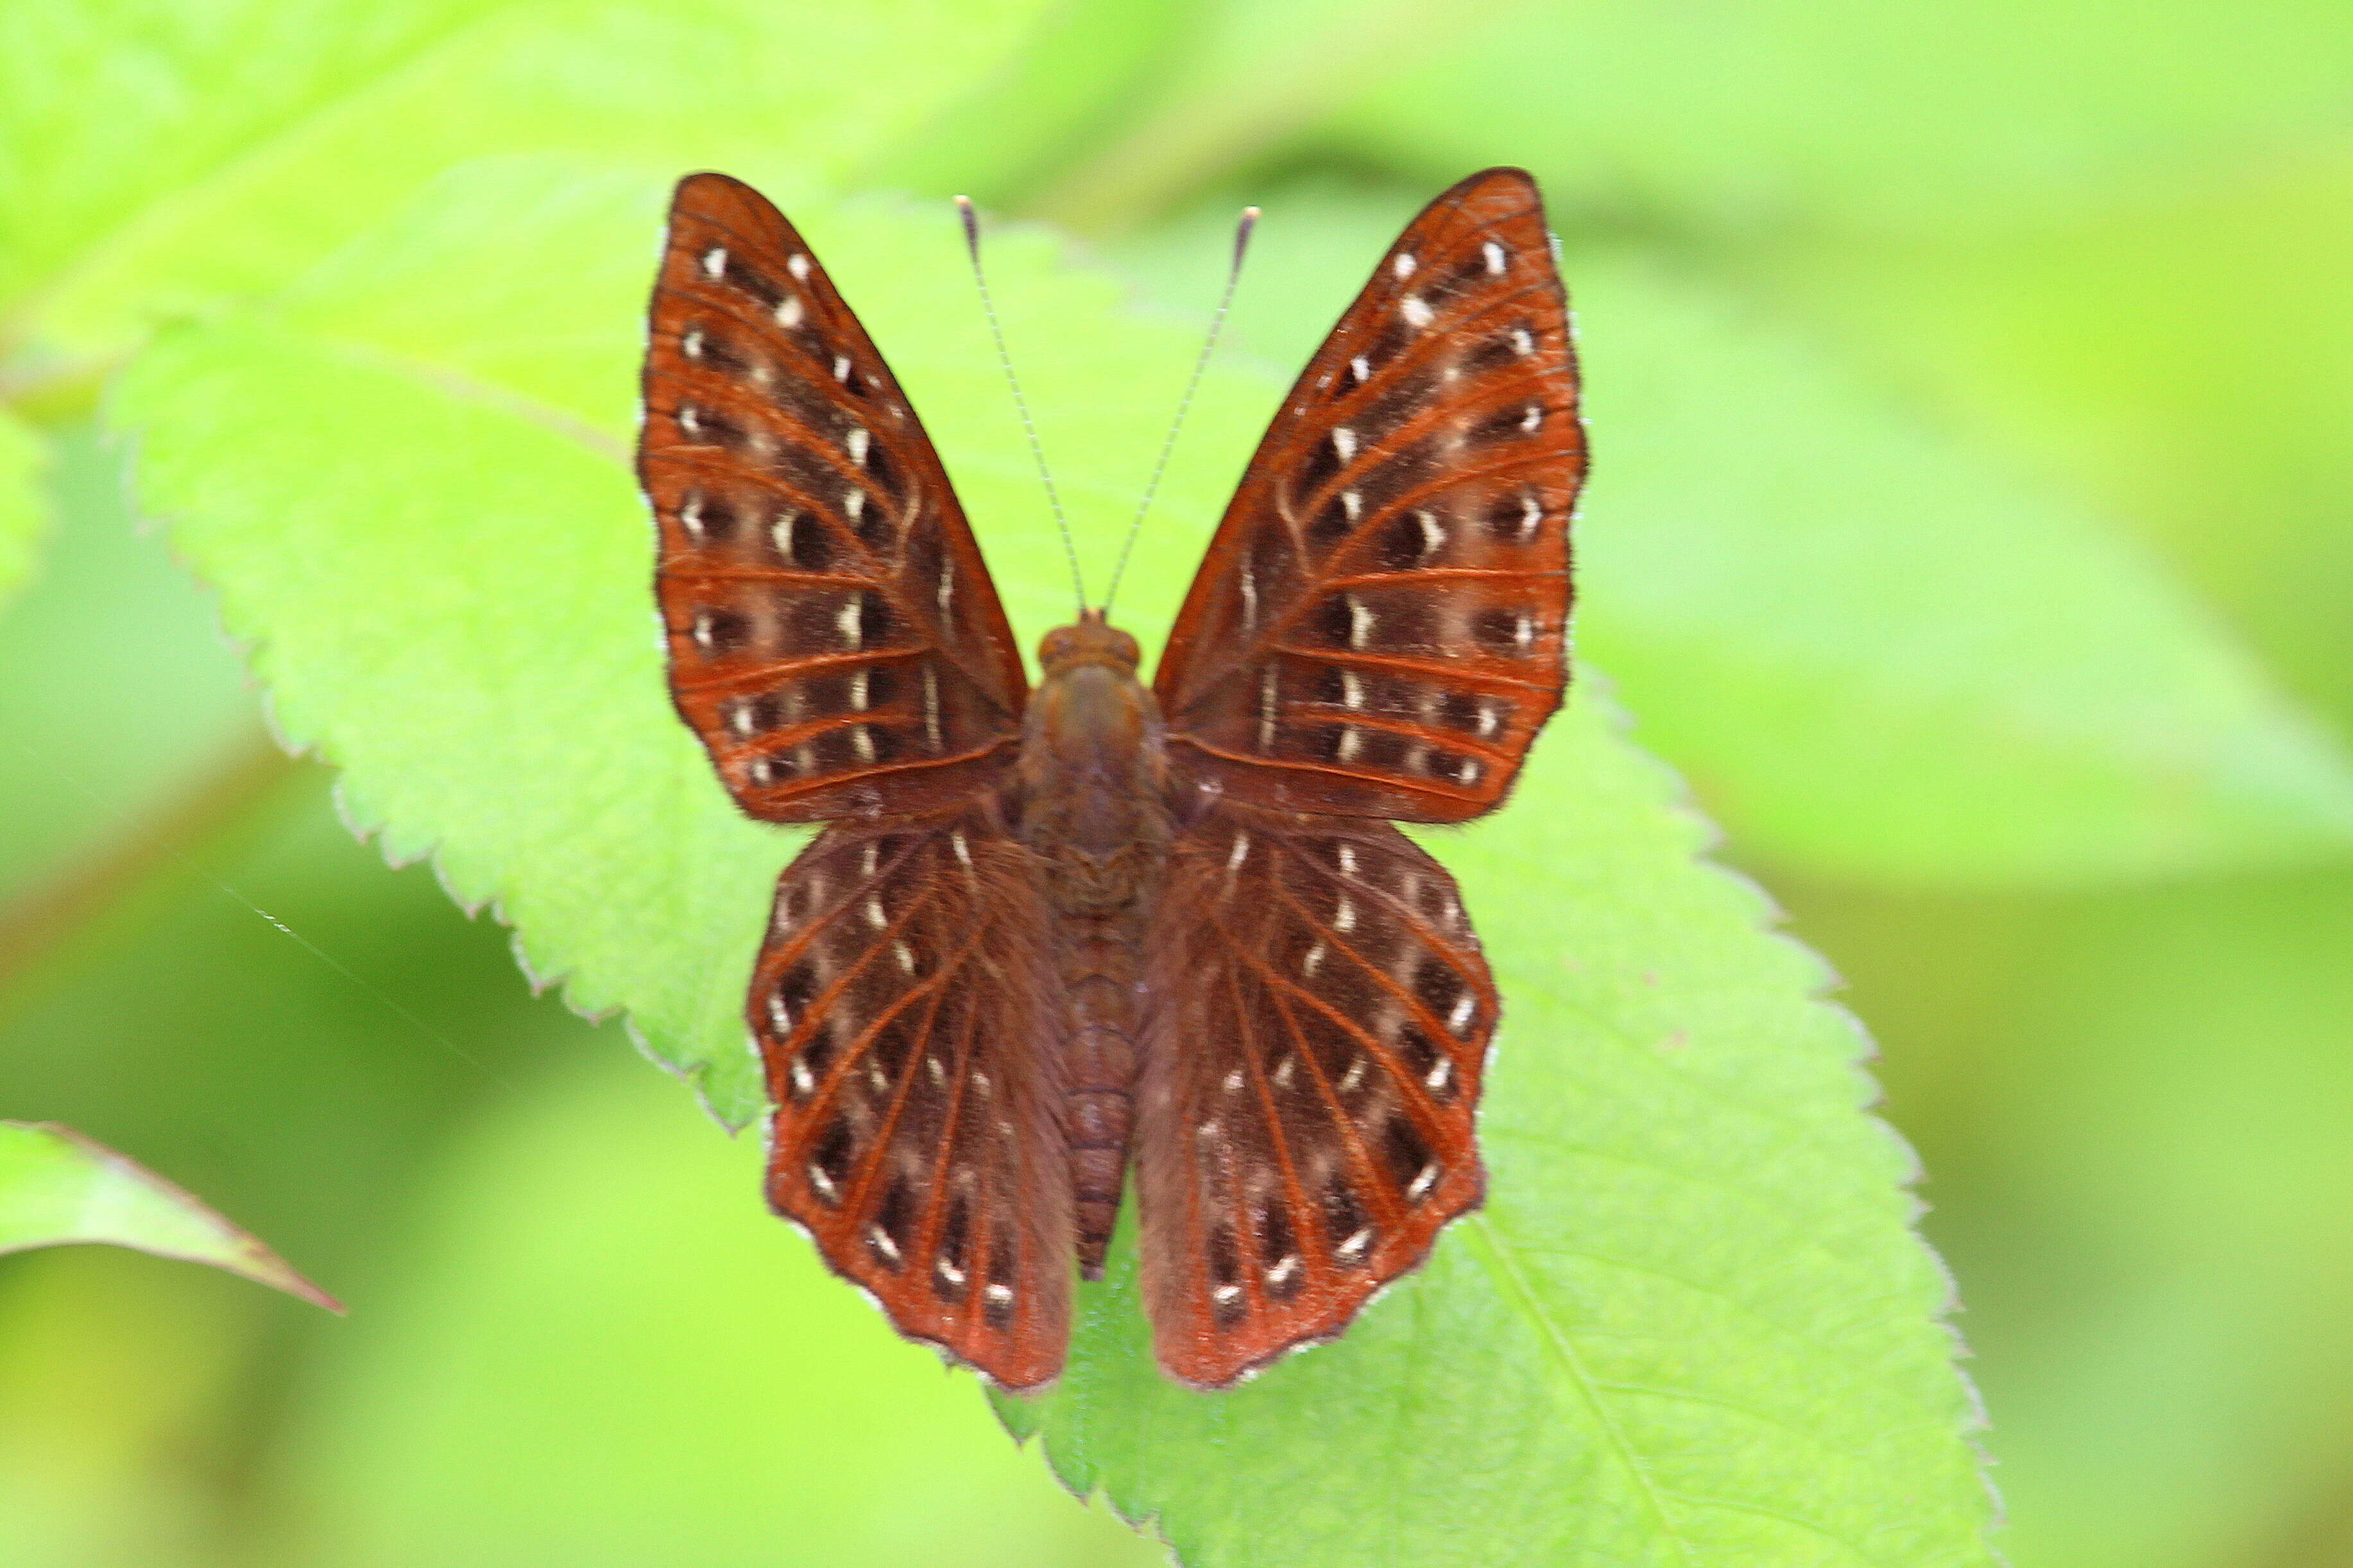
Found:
775,293 -> 804,328
1337,726 -> 1363,763
1349,355 -> 1371,384
1483,240 -> 1507,275
837,597 -> 864,649
787,253 -> 811,281
1393,252 -> 1417,278
1334,896 -> 1356,932
851,725 -> 876,763
1333,427 -> 1358,463
1402,293 -> 1433,328
1417,510 -> 1444,558
1348,595 -> 1374,649
1449,994 -> 1476,1032
1407,1163 -> 1440,1202
701,246 -> 727,280
846,426 -> 870,465
833,354 -> 852,383
849,669 -> 870,711
1227,835 -> 1251,871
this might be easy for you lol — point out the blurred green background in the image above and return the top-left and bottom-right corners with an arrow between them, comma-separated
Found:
3,1 -> 2350,1564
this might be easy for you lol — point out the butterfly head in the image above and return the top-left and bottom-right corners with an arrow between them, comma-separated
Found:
1038,609 -> 1140,677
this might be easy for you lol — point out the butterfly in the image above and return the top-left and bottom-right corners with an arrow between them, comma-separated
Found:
636,168 -> 1582,1390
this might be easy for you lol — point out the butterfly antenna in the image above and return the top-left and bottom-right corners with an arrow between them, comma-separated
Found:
957,195 -> 1085,616
1101,204 -> 1259,618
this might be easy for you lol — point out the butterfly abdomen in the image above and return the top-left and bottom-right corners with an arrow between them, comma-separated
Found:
1020,615 -> 1172,1275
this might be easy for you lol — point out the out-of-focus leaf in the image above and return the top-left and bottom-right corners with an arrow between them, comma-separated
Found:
114,156 -> 1993,1561
0,0 -> 1052,362
1782,865 -> 2353,1568
0,410 -> 42,606
1316,0 -> 2353,234
882,0 -> 1195,209
1118,185 -> 2353,887
262,1052 -> 1163,1568
1024,0 -> 1462,233
1751,149 -> 2353,740
0,1121 -> 338,1311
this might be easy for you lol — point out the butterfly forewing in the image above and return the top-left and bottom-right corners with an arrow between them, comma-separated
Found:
1135,803 -> 1493,1387
753,809 -> 1071,1390
1154,167 -> 1582,824
642,174 -> 1029,821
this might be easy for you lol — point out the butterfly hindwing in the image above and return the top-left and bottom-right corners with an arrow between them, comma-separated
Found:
1153,167 -> 1582,824
1134,801 -> 1493,1388
753,808 -> 1072,1391
642,173 -> 1029,821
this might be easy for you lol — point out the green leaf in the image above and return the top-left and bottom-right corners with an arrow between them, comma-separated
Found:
1117,186 -> 2353,887
1316,0 -> 2353,234
0,409 -> 44,607
0,1120 -> 339,1310
112,157 -> 1992,1559
0,0 -> 1053,362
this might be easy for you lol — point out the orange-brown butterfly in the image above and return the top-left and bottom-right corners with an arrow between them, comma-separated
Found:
637,168 -> 1582,1390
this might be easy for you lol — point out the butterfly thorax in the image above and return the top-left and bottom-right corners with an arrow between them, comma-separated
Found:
1018,611 -> 1170,1274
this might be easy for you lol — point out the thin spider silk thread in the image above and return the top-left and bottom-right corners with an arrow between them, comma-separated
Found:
956,196 -> 1085,617
1102,206 -> 1258,619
